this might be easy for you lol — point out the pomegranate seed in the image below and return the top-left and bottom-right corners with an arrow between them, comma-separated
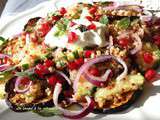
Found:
52,16 -> 60,21
89,67 -> 100,76
4,57 -> 8,64
95,15 -> 102,21
145,69 -> 157,81
118,38 -> 129,48
44,59 -> 54,67
85,16 -> 93,21
34,69 -> 43,78
89,6 -> 97,14
143,52 -> 153,64
75,58 -> 84,67
87,23 -> 97,30
59,7 -> 67,15
48,75 -> 59,86
69,21 -> 76,27
20,77 -> 30,85
68,62 -> 78,70
84,50 -> 94,58
35,64 -> 49,77
68,32 -> 78,43
153,34 -> 160,46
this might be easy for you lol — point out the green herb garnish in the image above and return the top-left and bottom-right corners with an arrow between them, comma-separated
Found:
0,36 -> 5,41
22,64 -> 29,70
34,59 -> 41,65
117,17 -> 131,29
99,15 -> 109,25
15,69 -> 34,78
0,36 -> 5,46
73,50 -> 79,59
15,69 -> 37,81
54,18 -> 69,37
0,71 -> 13,81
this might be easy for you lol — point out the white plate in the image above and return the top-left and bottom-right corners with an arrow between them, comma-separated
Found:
0,0 -> 160,120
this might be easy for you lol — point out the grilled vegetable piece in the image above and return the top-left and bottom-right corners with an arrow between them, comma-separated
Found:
5,77 -> 53,112
74,73 -> 144,113
93,89 -> 142,114
24,17 -> 41,32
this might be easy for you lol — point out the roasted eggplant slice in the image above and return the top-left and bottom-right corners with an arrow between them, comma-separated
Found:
24,17 -> 41,32
74,72 -> 145,114
93,89 -> 142,114
5,77 -> 53,112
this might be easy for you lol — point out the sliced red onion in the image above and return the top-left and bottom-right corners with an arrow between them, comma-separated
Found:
117,5 -> 143,13
130,34 -> 142,55
56,71 -> 71,85
25,34 -> 30,46
53,83 -> 94,119
73,55 -> 128,92
140,10 -> 152,22
107,36 -> 114,48
15,77 -> 32,93
0,64 -> 11,72
0,53 -> 11,59
83,69 -> 111,87
103,2 -> 119,11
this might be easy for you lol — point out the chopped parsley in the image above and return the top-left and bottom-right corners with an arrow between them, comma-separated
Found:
99,15 -> 109,25
15,69 -> 36,80
22,64 -> 29,70
54,18 -> 69,37
117,17 -> 131,29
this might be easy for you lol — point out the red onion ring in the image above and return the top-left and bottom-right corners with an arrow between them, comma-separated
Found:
107,36 -> 114,48
130,34 -> 142,55
53,83 -> 94,119
0,64 -> 11,72
83,69 -> 111,87
0,54 -> 11,59
103,2 -> 119,11
15,77 -> 32,93
140,10 -> 152,22
117,5 -> 143,13
73,55 -> 128,92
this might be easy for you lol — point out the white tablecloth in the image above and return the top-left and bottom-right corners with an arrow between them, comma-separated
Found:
1,0 -> 49,18
1,0 -> 160,19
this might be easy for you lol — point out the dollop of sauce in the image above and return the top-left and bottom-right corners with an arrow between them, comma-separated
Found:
44,8 -> 108,50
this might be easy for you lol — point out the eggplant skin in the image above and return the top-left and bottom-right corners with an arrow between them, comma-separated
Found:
5,78 -> 54,112
93,89 -> 143,114
24,17 -> 41,32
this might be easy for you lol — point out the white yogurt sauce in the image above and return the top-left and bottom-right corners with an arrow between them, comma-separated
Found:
44,8 -> 108,50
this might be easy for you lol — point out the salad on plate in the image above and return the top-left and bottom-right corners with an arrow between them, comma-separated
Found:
0,1 -> 160,119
